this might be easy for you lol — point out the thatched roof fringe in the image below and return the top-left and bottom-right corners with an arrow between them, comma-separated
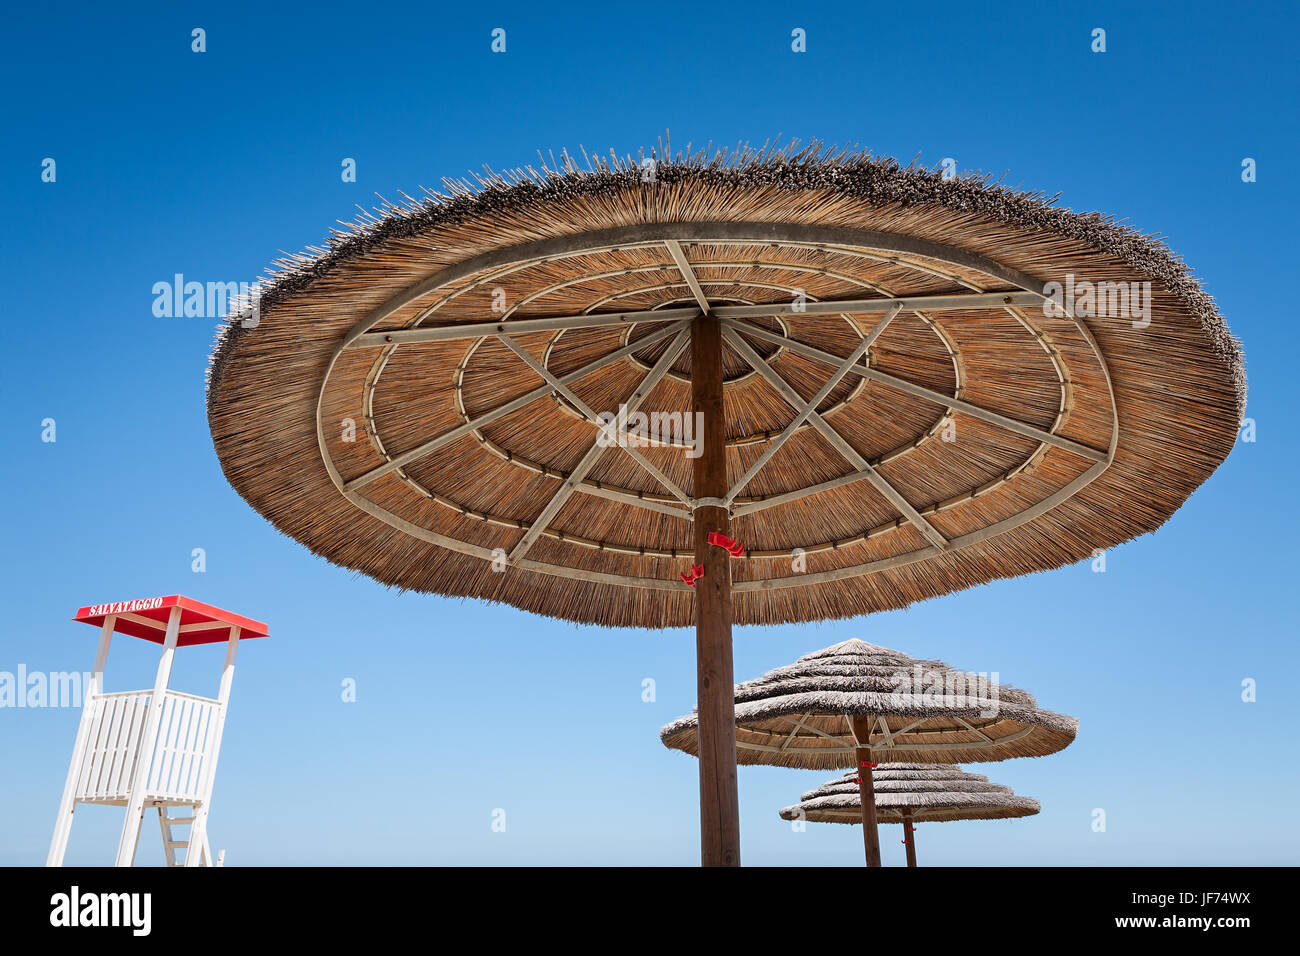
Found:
207,140 -> 1244,413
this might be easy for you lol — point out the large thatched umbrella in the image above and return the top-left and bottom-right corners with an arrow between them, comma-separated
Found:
207,141 -> 1242,866
661,639 -> 1075,865
779,764 -> 1039,866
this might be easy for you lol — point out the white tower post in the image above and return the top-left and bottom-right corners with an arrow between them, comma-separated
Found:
114,605 -> 183,867
184,625 -> 239,866
46,614 -> 116,867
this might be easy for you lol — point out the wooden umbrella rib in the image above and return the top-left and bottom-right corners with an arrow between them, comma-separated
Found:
507,329 -> 691,563
495,333 -> 691,504
453,333 -> 700,516
722,326 -> 949,550
391,332 -> 698,526
509,259 -> 891,313
724,319 -> 1109,463
343,228 -> 1001,352
737,740 -> 854,755
584,284 -> 801,393
873,716 -> 897,747
317,219 -> 1070,364
500,263 -> 684,316
706,238 -> 986,294
722,301 -> 966,515
665,240 -> 713,313
506,446 -> 607,564
889,725 -> 1037,753
492,258 -> 905,333
723,302 -> 904,505
615,450 -> 691,507
730,470 -> 880,517
779,713 -> 812,752
344,319 -> 689,491
736,724 -> 1037,755
340,477 -> 692,590
779,715 -> 855,750
955,716 -> 995,744
711,290 -> 1041,318
884,717 -> 930,742
348,305 -> 700,347
866,363 -> 1105,461
389,237 -> 670,335
573,484 -> 690,518
735,459 -> 1110,592
586,278 -> 836,313
727,287 -> 1121,591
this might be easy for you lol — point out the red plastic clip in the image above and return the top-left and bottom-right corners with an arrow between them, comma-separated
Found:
680,564 -> 705,587
707,531 -> 745,557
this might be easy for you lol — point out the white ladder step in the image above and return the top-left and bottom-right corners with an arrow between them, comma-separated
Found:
156,807 -> 205,866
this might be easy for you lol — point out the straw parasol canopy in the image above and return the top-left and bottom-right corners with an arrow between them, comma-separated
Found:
781,764 -> 1040,824
661,638 -> 1074,864
206,140 -> 1236,865
778,764 -> 1039,865
660,639 -> 1077,768
207,142 -> 1244,630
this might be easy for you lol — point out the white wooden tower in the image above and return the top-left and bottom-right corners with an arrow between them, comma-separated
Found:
46,595 -> 268,867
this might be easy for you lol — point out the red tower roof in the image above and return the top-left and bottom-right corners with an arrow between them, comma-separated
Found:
73,595 -> 269,647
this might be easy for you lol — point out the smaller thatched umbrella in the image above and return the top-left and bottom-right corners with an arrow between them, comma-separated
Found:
779,764 -> 1039,866
661,639 -> 1075,866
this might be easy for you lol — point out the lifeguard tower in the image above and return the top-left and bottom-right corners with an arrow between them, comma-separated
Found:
46,595 -> 268,867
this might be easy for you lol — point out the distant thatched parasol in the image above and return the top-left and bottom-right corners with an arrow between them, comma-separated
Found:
661,639 -> 1074,865
207,140 -> 1240,866
778,764 -> 1040,866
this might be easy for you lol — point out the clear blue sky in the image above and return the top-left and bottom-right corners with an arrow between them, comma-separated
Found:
2,0 -> 1295,866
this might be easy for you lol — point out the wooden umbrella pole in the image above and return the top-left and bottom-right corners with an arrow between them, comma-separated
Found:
691,313 -> 740,867
902,810 -> 918,867
849,715 -> 882,866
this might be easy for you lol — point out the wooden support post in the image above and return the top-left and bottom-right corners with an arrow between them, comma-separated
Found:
850,715 -> 882,867
691,313 -> 740,867
902,809 -> 918,867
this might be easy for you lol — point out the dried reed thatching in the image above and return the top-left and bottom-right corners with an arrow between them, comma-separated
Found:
779,764 -> 1040,824
660,639 -> 1077,769
207,140 -> 1244,626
